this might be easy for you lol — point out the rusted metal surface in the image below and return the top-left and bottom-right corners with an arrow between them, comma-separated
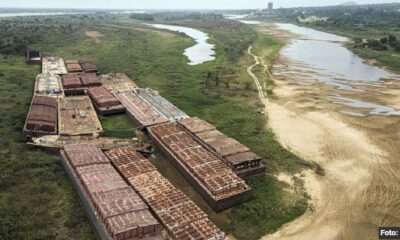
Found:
80,73 -> 102,87
116,91 -> 168,128
87,86 -> 125,115
105,147 -> 226,240
77,164 -> 129,194
99,73 -> 137,94
135,88 -> 189,122
79,60 -> 99,73
29,135 -> 140,151
62,73 -> 83,89
106,210 -> 161,239
62,144 -> 161,240
24,95 -> 58,136
35,74 -> 63,97
178,117 -> 265,177
58,96 -> 103,135
149,123 -> 250,201
63,144 -> 110,168
42,57 -> 68,75
92,188 -> 148,219
32,95 -> 58,108
88,87 -> 120,108
65,60 -> 83,73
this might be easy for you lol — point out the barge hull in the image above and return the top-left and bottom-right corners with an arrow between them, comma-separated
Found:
147,127 -> 251,212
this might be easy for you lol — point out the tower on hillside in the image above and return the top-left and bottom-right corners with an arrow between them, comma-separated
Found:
268,2 -> 273,10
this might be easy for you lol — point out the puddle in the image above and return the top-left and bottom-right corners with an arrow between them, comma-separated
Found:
330,95 -> 400,116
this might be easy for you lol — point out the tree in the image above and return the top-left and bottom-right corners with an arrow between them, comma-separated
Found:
394,42 -> 400,52
366,39 -> 386,51
353,37 -> 362,45
379,37 -> 388,44
388,34 -> 397,47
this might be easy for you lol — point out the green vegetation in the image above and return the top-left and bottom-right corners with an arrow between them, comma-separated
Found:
0,56 -> 96,239
252,32 -> 284,96
99,114 -> 137,139
0,14 -> 311,240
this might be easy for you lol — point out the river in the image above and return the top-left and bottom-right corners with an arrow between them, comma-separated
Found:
149,24 -> 215,65
270,23 -> 400,117
260,22 -> 400,240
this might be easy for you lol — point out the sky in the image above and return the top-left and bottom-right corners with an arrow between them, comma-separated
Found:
0,0 -> 399,9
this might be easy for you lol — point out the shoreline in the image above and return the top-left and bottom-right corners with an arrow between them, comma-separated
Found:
255,23 -> 400,239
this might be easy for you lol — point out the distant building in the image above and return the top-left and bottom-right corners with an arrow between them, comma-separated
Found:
268,2 -> 273,10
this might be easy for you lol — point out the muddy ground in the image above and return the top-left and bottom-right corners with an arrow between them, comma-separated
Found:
258,24 -> 400,240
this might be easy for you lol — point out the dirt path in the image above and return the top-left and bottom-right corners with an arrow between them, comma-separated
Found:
247,42 -> 400,239
247,46 -> 266,104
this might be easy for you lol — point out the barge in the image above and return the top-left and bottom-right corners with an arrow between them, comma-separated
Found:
42,57 -> 68,75
80,73 -> 102,88
135,88 -> 189,122
99,73 -> 137,94
61,144 -> 162,240
29,135 -> 142,151
116,91 -> 168,129
178,118 -> 265,178
24,95 -> 58,140
58,96 -> 103,136
34,73 -> 64,98
65,60 -> 83,73
147,123 -> 251,212
87,86 -> 125,115
105,147 -> 225,240
61,73 -> 85,95
80,60 -> 99,74
26,50 -> 41,64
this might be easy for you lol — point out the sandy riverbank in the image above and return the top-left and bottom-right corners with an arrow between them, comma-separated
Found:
256,23 -> 400,240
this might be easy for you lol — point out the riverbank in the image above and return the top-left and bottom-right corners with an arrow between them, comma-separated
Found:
254,22 -> 400,240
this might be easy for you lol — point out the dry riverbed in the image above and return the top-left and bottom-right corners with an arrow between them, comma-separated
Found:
254,24 -> 400,240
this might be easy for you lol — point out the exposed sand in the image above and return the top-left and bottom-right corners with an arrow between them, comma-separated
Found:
248,26 -> 400,240
85,31 -> 104,43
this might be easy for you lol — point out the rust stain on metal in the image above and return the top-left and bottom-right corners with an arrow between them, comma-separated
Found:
149,123 -> 250,201
99,73 -> 137,94
178,117 -> 265,177
65,60 -> 83,73
79,60 -> 99,74
24,95 -> 58,138
62,144 -> 161,239
135,88 -> 189,122
105,147 -> 225,240
87,86 -> 125,115
116,91 -> 168,128
80,73 -> 102,88
58,96 -> 103,136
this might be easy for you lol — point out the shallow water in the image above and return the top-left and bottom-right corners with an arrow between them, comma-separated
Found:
331,95 -> 400,116
281,40 -> 396,82
275,23 -> 348,42
149,24 -> 215,65
273,23 -> 400,116
276,24 -> 398,83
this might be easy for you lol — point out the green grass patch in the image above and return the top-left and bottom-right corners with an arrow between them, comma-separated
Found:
99,114 -> 137,139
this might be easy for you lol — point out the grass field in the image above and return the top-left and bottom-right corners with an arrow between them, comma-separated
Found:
0,14 -> 311,240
